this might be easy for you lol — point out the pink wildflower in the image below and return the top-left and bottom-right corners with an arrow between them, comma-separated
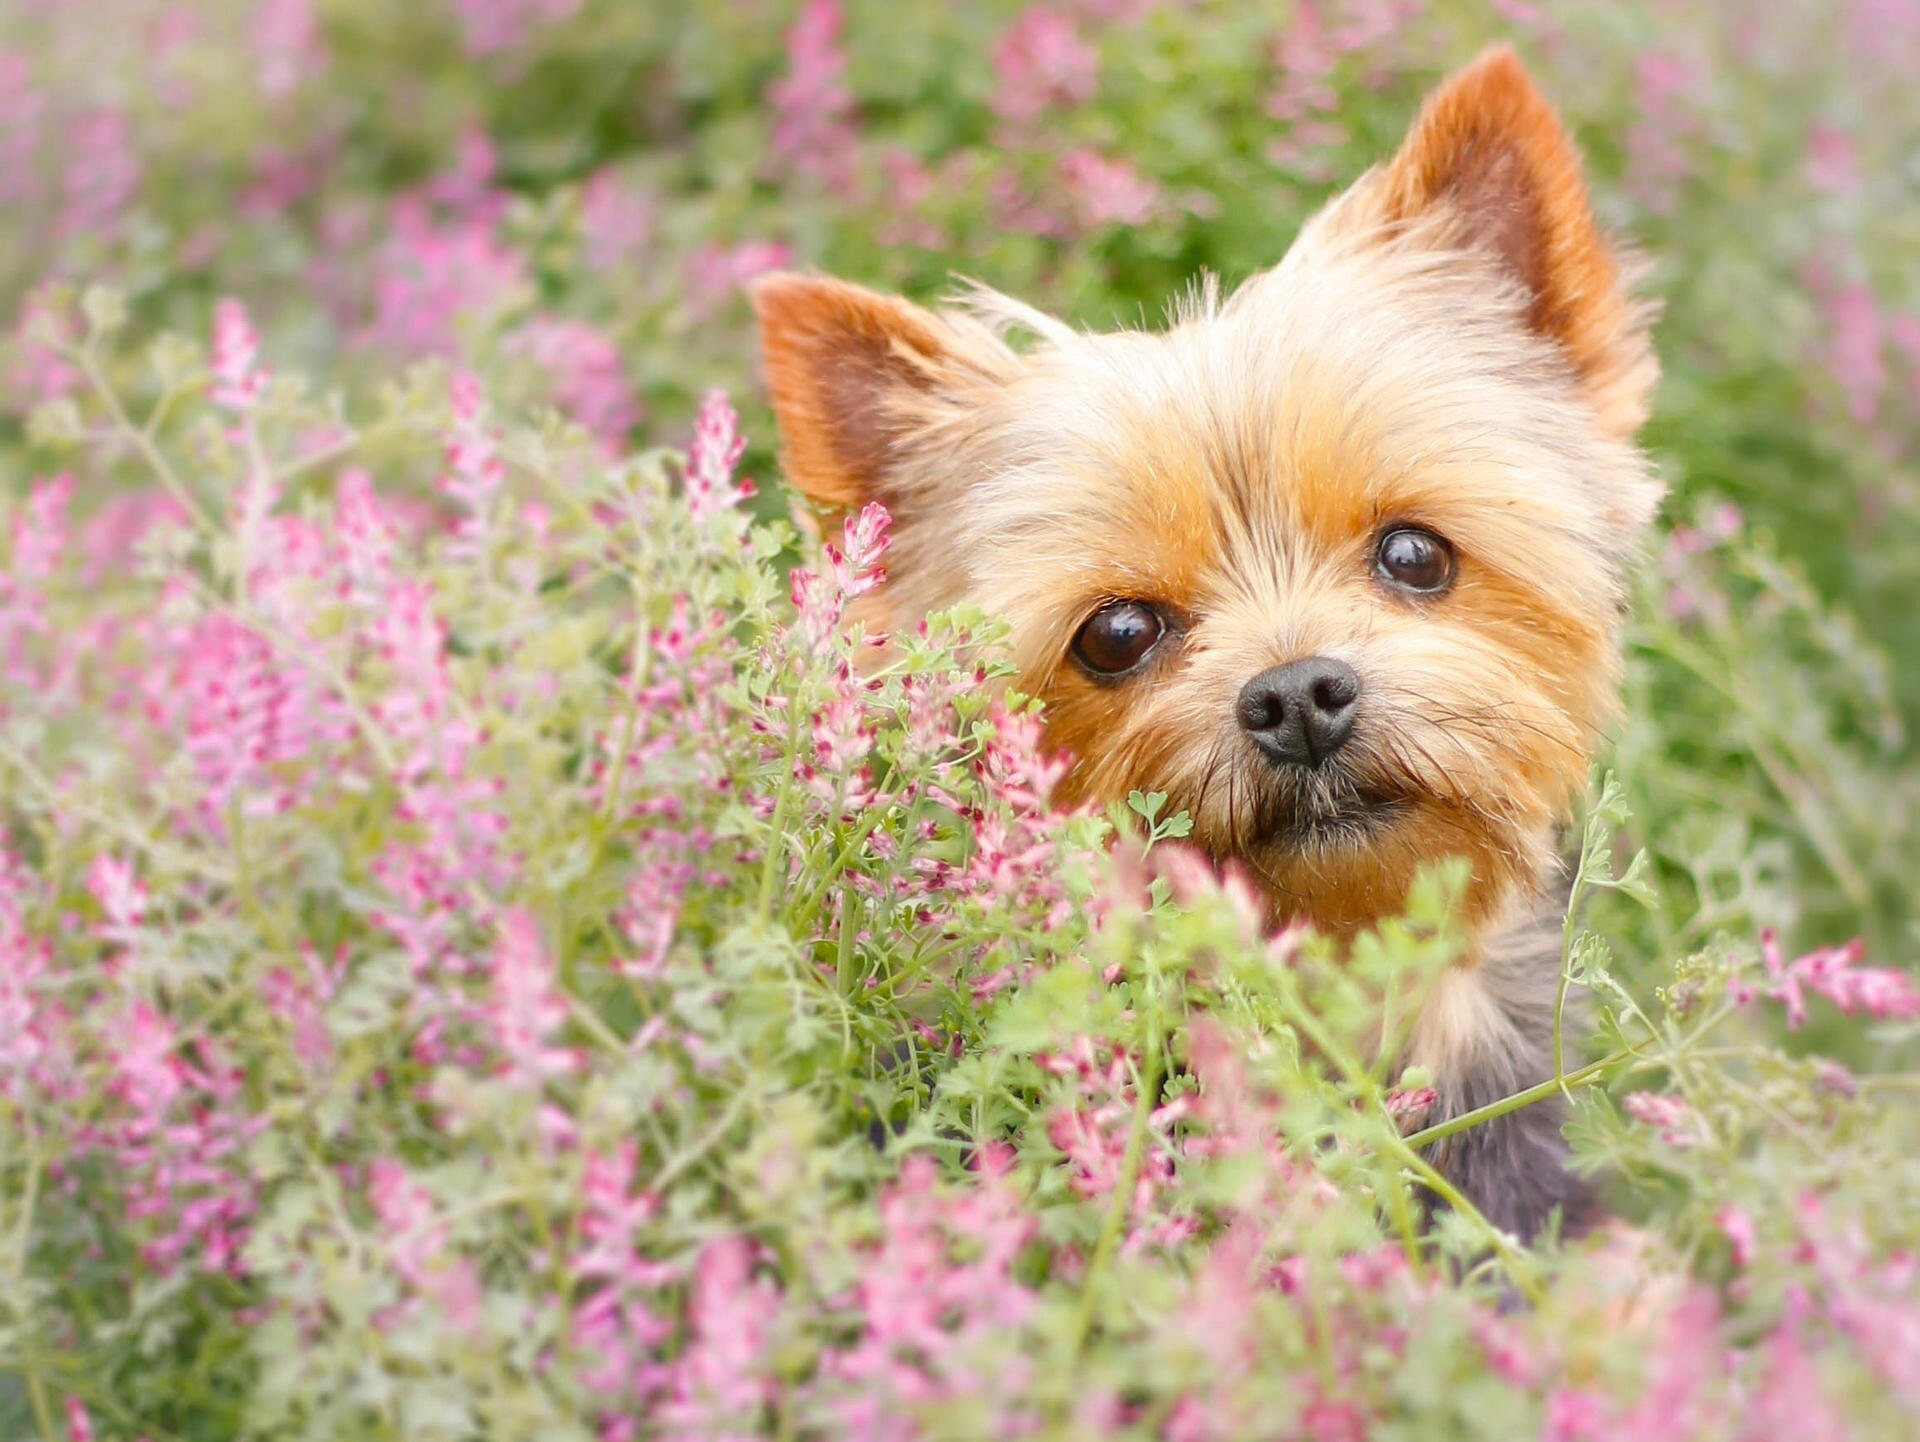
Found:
1805,121 -> 1859,195
824,1155 -> 1039,1433
1739,1308 -> 1849,1442
1756,930 -> 1919,1030
1059,148 -> 1158,227
366,1158 -> 483,1333
1818,283 -> 1886,423
64,1396 -> 92,1442
657,1236 -> 783,1436
767,0 -> 859,192
452,0 -> 581,55
362,203 -> 524,356
1621,1091 -> 1709,1149
487,909 -> 579,1086
441,371 -> 506,559
512,317 -> 641,450
0,851 -> 55,1097
684,389 -> 756,530
992,7 -> 1098,124
579,169 -> 655,273
61,108 -> 140,239
210,298 -> 270,412
1,473 -> 72,690
1626,53 -> 1704,215
0,51 -> 42,208
1718,1204 -> 1757,1268
683,239 -> 792,321
251,0 -> 327,96
334,468 -> 396,608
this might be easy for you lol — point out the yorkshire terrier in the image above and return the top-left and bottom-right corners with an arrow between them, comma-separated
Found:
751,48 -> 1661,1242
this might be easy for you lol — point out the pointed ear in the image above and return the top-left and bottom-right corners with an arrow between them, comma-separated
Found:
1375,46 -> 1656,435
750,272 -> 1002,512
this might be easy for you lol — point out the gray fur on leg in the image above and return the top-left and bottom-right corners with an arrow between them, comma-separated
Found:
1413,903 -> 1594,1245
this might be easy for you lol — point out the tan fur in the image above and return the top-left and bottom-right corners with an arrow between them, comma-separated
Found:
751,47 -> 1661,953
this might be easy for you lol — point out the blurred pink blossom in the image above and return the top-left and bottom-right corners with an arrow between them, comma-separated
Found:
61,108 -> 140,240
0,50 -> 42,207
362,204 -> 525,356
1821,282 -> 1886,423
1627,53 -> 1705,215
251,0 -> 327,97
452,0 -> 581,56
684,239 -> 792,321
1621,1091 -> 1709,1148
768,0 -> 859,192
1060,148 -> 1158,226
656,1236 -> 782,1435
512,316 -> 641,450
487,909 -> 580,1087
685,388 -> 755,530
992,7 -> 1098,124
210,298 -> 270,412
579,169 -> 655,272
1805,121 -> 1860,195
1742,929 -> 1920,1029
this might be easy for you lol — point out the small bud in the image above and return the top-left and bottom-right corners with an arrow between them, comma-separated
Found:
26,397 -> 85,449
81,284 -> 128,338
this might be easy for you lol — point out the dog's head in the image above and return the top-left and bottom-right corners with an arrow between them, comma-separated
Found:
752,48 -> 1662,934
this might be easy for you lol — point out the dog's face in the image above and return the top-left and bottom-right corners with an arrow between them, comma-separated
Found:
753,49 -> 1662,936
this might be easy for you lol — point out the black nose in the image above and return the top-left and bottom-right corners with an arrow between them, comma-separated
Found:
1236,657 -> 1360,769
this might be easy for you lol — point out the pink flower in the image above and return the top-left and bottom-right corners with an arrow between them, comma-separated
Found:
512,317 -> 641,451
579,169 -> 655,273
0,473 -> 72,690
1718,1205 -> 1757,1268
1059,148 -> 1158,227
0,850 -> 56,1097
656,1236 -> 783,1435
1626,53 -> 1705,215
1621,1091 -> 1708,1149
61,108 -> 140,239
0,50 -> 43,208
992,7 -> 1098,124
822,1155 -> 1039,1433
1756,930 -> 1919,1030
210,298 -> 270,412
767,0 -> 859,192
64,1396 -> 93,1442
1738,1318 -> 1849,1442
1818,283 -> 1886,423
451,0 -> 581,56
683,239 -> 793,321
685,389 -> 756,530
361,204 -> 525,357
251,0 -> 327,96
487,909 -> 579,1087
1805,121 -> 1859,196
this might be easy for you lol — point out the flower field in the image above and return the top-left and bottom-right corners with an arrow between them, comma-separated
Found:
3,1 -> 1920,1438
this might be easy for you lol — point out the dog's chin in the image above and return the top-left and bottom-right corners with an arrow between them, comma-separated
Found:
1251,771 -> 1414,855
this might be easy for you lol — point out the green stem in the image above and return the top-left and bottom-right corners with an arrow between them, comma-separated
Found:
25,1371 -> 55,1442
76,346 -> 214,533
1552,867 -> 1589,1103
1402,1051 -> 1627,1151
1386,1134 -> 1543,1304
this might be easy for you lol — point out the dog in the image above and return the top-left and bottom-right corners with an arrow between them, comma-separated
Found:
750,47 -> 1661,1243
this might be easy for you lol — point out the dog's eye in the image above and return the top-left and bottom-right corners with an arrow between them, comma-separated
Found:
1374,526 -> 1456,594
1072,601 -> 1166,677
